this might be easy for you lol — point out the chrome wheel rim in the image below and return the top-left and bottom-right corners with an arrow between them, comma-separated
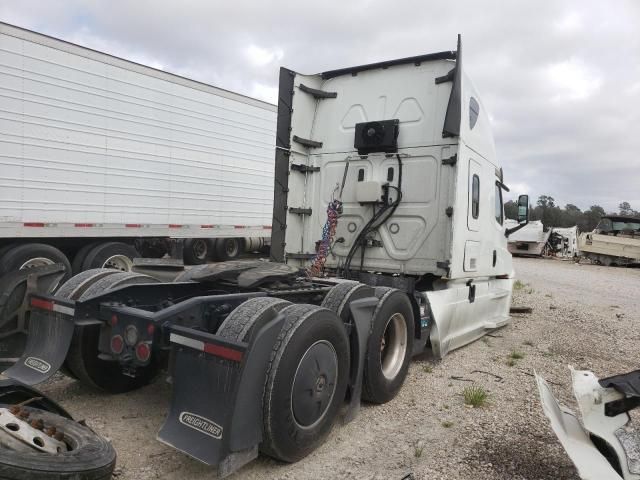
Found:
102,255 -> 133,271
19,257 -> 55,270
380,313 -> 407,380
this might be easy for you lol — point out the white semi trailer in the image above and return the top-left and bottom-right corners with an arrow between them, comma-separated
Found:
0,35 -> 530,478
0,22 -> 274,281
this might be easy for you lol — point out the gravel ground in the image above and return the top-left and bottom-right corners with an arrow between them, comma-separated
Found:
39,257 -> 640,480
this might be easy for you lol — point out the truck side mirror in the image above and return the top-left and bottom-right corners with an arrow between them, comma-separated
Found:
505,194 -> 530,237
517,194 -> 529,224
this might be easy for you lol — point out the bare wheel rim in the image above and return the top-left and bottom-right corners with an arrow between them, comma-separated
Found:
19,257 -> 55,270
291,340 -> 338,430
380,313 -> 408,380
192,239 -> 208,260
102,255 -> 133,272
225,240 -> 239,257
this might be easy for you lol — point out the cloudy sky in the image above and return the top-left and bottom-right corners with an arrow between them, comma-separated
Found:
2,0 -> 638,212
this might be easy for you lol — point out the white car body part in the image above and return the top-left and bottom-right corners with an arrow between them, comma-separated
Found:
536,368 -> 640,480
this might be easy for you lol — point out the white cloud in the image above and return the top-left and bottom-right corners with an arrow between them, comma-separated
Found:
546,59 -> 602,101
245,45 -> 283,67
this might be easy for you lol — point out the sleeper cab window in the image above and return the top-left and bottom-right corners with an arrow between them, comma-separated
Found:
472,174 -> 480,219
494,183 -> 503,225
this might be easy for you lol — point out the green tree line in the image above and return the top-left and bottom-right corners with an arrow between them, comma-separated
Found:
504,197 -> 639,232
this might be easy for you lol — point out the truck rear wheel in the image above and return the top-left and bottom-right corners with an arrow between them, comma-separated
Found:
183,239 -> 213,265
321,281 -> 370,321
0,243 -> 72,287
217,297 -> 291,342
261,304 -> 349,463
214,238 -> 244,262
81,242 -> 138,272
0,405 -> 116,480
362,288 -> 414,404
65,272 -> 160,393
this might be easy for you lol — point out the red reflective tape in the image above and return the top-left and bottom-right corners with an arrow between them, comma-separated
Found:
203,343 -> 243,362
234,225 -> 246,229
201,224 -> 215,228
169,224 -> 182,229
263,225 -> 272,230
126,224 -> 141,228
30,297 -> 54,311
24,222 -> 45,227
74,223 -> 94,227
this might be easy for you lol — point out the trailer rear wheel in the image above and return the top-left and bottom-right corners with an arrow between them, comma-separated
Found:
81,242 -> 138,272
183,239 -> 213,265
217,297 -> 291,342
361,288 -> 414,404
261,304 -> 349,463
0,405 -> 116,480
71,242 -> 100,275
214,238 -> 244,262
0,243 -> 72,287
65,272 -> 160,393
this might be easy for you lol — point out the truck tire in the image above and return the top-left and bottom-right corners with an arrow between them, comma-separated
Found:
182,238 -> 213,265
65,272 -> 160,393
0,405 -> 116,480
55,269 -> 121,379
217,297 -> 291,342
55,269 -> 118,299
321,281 -> 370,321
261,304 -> 349,463
0,243 -> 16,262
0,243 -> 72,285
362,287 -> 414,404
81,242 -> 138,272
214,238 -> 244,262
71,242 -> 100,275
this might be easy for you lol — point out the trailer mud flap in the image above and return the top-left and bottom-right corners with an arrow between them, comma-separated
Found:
158,314 -> 285,477
3,297 -> 75,385
0,265 -> 66,368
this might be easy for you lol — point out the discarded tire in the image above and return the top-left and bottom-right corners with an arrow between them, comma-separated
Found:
0,405 -> 116,480
362,287 -> 414,404
64,272 -> 160,393
261,304 -> 349,462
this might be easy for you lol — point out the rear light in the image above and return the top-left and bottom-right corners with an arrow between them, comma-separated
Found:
110,314 -> 118,327
147,323 -> 155,336
111,335 -> 124,354
124,325 -> 139,346
135,342 -> 151,362
30,298 -> 54,311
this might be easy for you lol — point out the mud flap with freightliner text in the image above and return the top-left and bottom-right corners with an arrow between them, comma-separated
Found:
158,297 -> 377,478
2,293 -> 76,385
0,265 -> 68,370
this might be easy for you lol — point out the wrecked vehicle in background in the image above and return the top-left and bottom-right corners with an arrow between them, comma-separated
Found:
579,216 -> 640,266
549,226 -> 580,259
506,220 -> 550,256
536,368 -> 640,480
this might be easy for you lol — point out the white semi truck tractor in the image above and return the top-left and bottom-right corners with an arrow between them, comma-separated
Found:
0,35 -> 530,478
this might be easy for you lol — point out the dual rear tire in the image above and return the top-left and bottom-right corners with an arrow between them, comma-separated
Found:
215,283 -> 414,463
